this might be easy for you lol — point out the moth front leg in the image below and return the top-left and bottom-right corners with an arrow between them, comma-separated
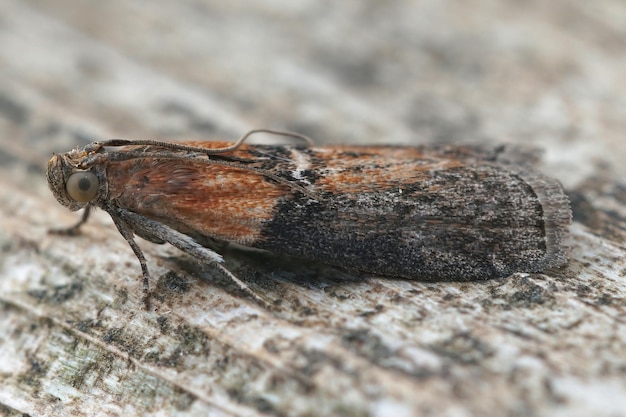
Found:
49,205 -> 92,236
108,211 -> 153,309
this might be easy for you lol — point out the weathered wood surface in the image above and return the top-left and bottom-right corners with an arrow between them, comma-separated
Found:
0,1 -> 625,416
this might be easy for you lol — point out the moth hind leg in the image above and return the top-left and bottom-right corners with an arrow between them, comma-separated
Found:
213,262 -> 270,306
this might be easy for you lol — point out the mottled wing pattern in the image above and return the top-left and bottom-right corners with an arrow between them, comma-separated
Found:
105,143 -> 570,281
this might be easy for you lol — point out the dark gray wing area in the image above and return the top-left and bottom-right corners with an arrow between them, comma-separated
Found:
247,145 -> 570,280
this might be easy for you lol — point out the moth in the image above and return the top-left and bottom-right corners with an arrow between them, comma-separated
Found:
47,130 -> 572,305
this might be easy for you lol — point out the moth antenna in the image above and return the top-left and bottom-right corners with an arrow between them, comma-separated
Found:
101,129 -> 314,155
230,129 -> 315,150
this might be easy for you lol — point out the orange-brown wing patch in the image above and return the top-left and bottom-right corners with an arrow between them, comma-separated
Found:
306,146 -> 467,194
106,155 -> 284,244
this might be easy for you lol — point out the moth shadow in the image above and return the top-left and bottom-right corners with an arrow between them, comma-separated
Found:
164,244 -> 367,296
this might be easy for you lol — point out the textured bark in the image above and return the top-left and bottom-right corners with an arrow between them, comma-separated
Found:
0,1 -> 625,416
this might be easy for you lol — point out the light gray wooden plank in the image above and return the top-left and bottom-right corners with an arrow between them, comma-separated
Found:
0,1 -> 625,416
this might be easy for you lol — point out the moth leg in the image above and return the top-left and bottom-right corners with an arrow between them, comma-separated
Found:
49,205 -> 92,236
109,213 -> 152,309
213,262 -> 268,305
133,227 -> 166,244
114,208 -> 268,306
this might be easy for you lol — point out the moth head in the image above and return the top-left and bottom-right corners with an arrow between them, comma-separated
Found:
47,152 -> 103,211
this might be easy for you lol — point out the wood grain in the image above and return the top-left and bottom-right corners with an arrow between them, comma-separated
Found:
0,1 -> 625,416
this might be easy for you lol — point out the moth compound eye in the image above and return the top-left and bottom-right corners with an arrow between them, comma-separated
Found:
66,171 -> 99,202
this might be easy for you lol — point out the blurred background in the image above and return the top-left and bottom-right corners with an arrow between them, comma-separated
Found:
1,1 -> 625,416
1,0 -> 624,185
